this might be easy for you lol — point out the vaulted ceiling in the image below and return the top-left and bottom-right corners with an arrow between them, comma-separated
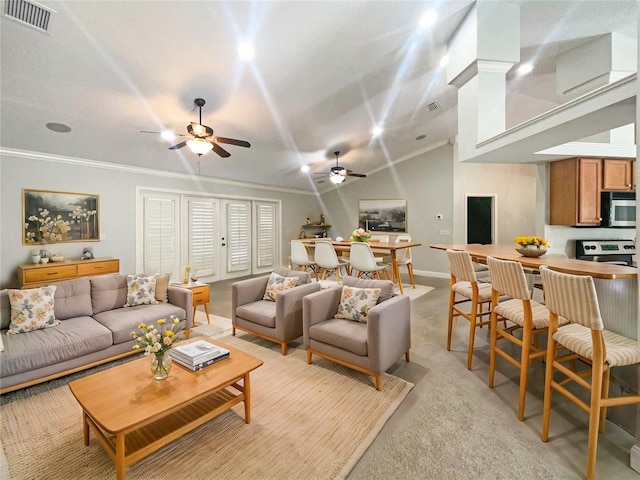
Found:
1,1 -> 637,193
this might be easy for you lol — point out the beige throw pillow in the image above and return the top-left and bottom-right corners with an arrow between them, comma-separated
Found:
154,274 -> 170,303
7,285 -> 60,334
263,272 -> 298,301
335,286 -> 381,323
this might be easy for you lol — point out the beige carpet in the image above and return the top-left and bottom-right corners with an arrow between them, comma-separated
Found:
0,335 -> 413,480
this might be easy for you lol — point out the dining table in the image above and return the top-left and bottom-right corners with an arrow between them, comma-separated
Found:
299,238 -> 421,294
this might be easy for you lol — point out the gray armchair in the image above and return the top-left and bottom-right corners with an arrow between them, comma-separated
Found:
232,267 -> 321,355
303,276 -> 411,390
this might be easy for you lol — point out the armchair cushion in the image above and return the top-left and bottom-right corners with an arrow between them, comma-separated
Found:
309,318 -> 368,356
335,286 -> 381,323
343,276 -> 394,304
263,272 -> 298,301
235,300 -> 277,328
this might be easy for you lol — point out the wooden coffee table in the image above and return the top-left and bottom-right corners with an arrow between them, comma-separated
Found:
68,339 -> 263,480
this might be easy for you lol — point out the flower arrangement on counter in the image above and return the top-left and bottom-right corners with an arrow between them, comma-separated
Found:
514,236 -> 549,249
351,228 -> 371,242
25,208 -> 71,245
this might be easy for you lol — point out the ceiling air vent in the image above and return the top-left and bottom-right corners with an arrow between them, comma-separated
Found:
426,101 -> 440,111
3,0 -> 55,34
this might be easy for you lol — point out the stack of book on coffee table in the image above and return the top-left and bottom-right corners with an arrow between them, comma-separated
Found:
170,340 -> 230,371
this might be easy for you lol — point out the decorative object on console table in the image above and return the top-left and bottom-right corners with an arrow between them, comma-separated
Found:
39,251 -> 49,264
131,316 -> 184,380
183,265 -> 192,284
23,189 -> 99,244
31,250 -> 41,264
514,235 -> 549,257
81,248 -> 94,260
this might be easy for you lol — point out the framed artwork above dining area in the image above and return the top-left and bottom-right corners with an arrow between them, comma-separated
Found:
358,199 -> 407,233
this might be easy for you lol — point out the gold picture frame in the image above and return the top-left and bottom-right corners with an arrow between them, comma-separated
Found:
22,189 -> 100,245
358,199 -> 407,232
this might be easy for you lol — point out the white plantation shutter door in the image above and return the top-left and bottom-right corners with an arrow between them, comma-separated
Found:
144,197 -> 177,276
255,202 -> 276,269
226,201 -> 251,273
188,199 -> 216,277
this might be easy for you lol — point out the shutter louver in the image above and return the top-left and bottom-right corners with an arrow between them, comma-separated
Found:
227,202 -> 251,272
256,203 -> 276,269
144,198 -> 176,276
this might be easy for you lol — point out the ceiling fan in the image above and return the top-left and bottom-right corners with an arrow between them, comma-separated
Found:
315,151 -> 366,184
141,98 -> 250,158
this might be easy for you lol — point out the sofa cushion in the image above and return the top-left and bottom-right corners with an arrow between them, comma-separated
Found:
236,300 -> 277,328
154,274 -> 170,303
90,274 -> 127,314
263,272 -> 298,301
53,277 -> 93,320
0,317 -> 112,377
124,275 -> 158,307
343,276 -> 394,304
93,303 -> 187,344
335,286 -> 381,323
273,266 -> 311,285
309,318 -> 368,356
7,286 -> 60,335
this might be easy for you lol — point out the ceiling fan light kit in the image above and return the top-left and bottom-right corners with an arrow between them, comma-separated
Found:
187,138 -> 213,155
315,151 -> 367,184
330,173 -> 346,184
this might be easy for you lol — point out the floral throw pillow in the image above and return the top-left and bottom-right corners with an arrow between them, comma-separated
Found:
124,275 -> 158,307
335,286 -> 381,323
7,286 -> 59,334
263,272 -> 298,301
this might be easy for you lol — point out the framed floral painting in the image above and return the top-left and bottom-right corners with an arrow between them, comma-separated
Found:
358,199 -> 407,232
22,189 -> 100,245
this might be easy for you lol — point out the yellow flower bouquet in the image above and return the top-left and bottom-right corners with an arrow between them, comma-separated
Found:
514,236 -> 549,257
131,316 -> 184,379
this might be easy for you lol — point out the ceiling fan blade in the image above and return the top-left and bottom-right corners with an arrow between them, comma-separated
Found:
346,172 -> 367,178
168,141 -> 188,150
141,130 -> 188,138
215,136 -> 251,148
211,142 -> 231,158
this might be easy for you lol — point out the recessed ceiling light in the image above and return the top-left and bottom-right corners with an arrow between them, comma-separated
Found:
161,130 -> 176,141
372,125 -> 384,137
238,41 -> 255,62
45,122 -> 71,133
517,63 -> 533,75
439,54 -> 449,67
300,165 -> 310,173
419,10 -> 437,29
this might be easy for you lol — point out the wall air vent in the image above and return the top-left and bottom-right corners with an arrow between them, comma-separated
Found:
2,0 -> 55,35
426,101 -> 440,111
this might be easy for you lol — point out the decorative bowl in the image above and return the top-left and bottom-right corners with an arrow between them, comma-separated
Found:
50,255 -> 65,262
515,247 -> 547,258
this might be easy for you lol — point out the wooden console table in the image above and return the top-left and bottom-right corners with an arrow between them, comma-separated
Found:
18,258 -> 120,288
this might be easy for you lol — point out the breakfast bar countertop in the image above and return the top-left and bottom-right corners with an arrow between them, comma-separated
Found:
430,244 -> 638,280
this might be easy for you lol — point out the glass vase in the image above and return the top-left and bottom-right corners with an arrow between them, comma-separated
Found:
150,351 -> 172,380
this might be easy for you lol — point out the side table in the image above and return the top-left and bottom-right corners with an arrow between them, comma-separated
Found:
182,283 -> 210,326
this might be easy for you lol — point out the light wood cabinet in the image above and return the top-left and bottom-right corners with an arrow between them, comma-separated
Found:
18,258 -> 120,288
603,158 -> 636,191
549,158 -> 602,226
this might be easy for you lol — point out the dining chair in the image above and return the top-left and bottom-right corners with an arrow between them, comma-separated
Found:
290,240 -> 318,280
368,234 -> 390,263
446,249 -> 493,370
349,242 -> 390,280
314,240 -> 350,282
539,266 -> 640,480
382,234 -> 415,288
486,256 -> 569,421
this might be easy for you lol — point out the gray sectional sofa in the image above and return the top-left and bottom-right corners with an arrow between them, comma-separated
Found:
0,274 -> 193,394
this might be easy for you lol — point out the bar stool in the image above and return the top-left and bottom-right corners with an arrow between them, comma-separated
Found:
539,266 -> 640,480
486,256 -> 569,421
446,249 -> 493,370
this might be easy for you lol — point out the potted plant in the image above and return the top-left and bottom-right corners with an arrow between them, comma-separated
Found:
39,250 -> 50,264
31,250 -> 41,264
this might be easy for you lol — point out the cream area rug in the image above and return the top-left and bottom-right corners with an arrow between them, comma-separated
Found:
0,335 -> 413,480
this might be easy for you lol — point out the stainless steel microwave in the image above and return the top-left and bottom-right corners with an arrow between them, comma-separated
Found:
601,191 -> 636,228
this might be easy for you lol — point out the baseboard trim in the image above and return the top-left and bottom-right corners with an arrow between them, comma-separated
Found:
630,445 -> 640,473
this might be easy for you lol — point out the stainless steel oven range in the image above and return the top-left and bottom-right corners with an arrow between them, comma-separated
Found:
575,239 -> 636,266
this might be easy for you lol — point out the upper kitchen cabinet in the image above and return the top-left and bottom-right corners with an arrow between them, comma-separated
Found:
602,159 -> 636,191
549,158 -> 602,226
